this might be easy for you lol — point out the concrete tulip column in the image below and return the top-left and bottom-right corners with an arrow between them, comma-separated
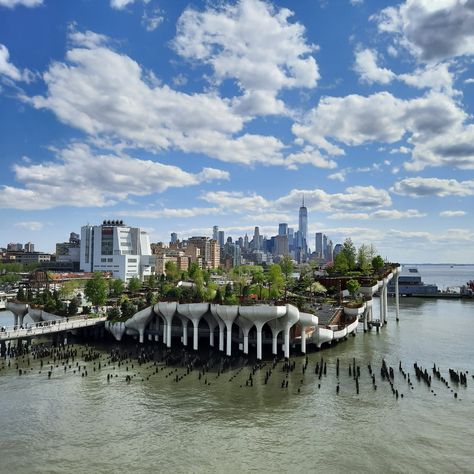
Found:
27,308 -> 43,323
177,303 -> 209,351
235,315 -> 254,355
210,305 -> 226,352
239,305 -> 286,360
177,315 -> 189,346
298,312 -> 318,354
124,306 -> 154,343
6,302 -> 29,327
267,318 -> 283,355
203,312 -> 218,347
155,302 -> 177,348
215,305 -> 239,356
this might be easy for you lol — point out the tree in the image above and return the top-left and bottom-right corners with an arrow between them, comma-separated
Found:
357,244 -> 372,275
147,274 -> 157,289
16,287 -> 25,302
252,269 -> 265,300
120,299 -> 137,319
333,252 -> 349,274
346,279 -> 360,300
84,272 -> 108,307
279,256 -> 294,299
128,277 -> 142,293
165,261 -> 179,282
224,283 -> 233,299
214,287 -> 223,304
107,306 -> 121,321
110,279 -> 125,297
59,280 -> 79,300
372,255 -> 385,272
267,264 -> 284,299
68,298 -> 79,316
341,238 -> 357,270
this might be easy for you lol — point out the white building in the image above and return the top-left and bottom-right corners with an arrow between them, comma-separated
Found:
80,220 -> 153,281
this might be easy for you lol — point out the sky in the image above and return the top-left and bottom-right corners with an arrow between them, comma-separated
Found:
0,0 -> 473,263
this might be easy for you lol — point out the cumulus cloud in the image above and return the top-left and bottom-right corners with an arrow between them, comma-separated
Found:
0,0 -> 42,7
0,44 -> 31,82
354,48 -> 395,85
201,185 -> 391,215
440,210 -> 467,217
173,0 -> 319,116
372,0 -> 474,62
392,177 -> 474,197
0,143 -> 229,210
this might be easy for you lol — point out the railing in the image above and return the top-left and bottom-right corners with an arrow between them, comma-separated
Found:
0,316 -> 107,341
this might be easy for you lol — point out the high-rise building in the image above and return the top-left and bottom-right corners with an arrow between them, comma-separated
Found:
327,240 -> 334,263
333,243 -> 343,259
244,233 -> 249,249
56,232 -> 81,268
80,220 -> 153,281
170,232 -> 178,244
298,196 -> 308,262
274,235 -> 289,257
218,230 -> 225,248
278,223 -> 288,236
212,225 -> 219,241
252,227 -> 261,251
7,243 -> 23,251
315,232 -> 323,258
209,239 -> 220,269
24,242 -> 35,253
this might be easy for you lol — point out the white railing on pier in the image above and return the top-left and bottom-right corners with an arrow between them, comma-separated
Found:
0,316 -> 107,342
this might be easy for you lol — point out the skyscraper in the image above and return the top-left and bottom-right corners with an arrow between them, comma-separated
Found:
170,232 -> 178,244
218,230 -> 225,248
315,232 -> 323,258
252,226 -> 261,251
212,225 -> 219,241
278,223 -> 288,236
298,195 -> 308,261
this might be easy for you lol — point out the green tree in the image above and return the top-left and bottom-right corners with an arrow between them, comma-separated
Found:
224,283 -> 233,299
372,255 -> 385,272
357,244 -> 372,275
68,298 -> 79,316
346,279 -> 361,300
16,287 -> 25,302
214,287 -> 223,304
342,238 -> 357,270
252,269 -> 265,299
128,277 -> 142,293
147,274 -> 157,289
107,306 -> 121,321
165,261 -> 179,282
59,280 -> 79,300
279,256 -> 294,299
267,264 -> 284,299
120,299 -> 137,319
334,252 -> 349,273
110,279 -> 125,297
84,272 -> 108,307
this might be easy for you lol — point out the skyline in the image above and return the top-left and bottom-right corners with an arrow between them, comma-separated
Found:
1,0 -> 474,263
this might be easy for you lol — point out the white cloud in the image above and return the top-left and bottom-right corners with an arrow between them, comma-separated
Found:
372,0 -> 474,62
117,207 -> 222,219
0,44 -> 30,82
0,0 -> 42,7
173,0 -> 319,116
350,0 -> 363,5
465,78 -> 474,84
398,63 -> 455,96
14,221 -> 44,231
0,143 -> 229,210
328,209 -> 425,220
440,210 -> 467,217
68,29 -> 109,49
142,8 -> 164,32
353,48 -> 395,85
392,177 -> 474,197
201,185 -> 391,215
110,0 -> 145,10
328,172 -> 346,182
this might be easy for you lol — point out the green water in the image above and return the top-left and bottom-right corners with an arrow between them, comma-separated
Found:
1,297 -> 474,473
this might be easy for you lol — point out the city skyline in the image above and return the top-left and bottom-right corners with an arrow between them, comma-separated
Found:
1,0 -> 474,263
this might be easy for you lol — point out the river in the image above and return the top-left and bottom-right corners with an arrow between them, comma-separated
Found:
0,265 -> 473,473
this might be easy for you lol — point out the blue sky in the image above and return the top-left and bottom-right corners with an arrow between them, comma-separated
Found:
0,0 -> 473,263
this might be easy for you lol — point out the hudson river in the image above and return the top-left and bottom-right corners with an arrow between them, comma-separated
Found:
1,265 -> 473,473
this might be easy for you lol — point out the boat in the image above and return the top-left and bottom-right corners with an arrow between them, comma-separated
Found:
461,281 -> 474,298
387,267 -> 438,296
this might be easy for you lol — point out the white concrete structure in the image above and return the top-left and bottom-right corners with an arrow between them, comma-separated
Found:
124,306 -> 154,343
80,220 -> 153,281
177,303 -> 209,351
5,302 -> 29,327
299,312 -> 319,354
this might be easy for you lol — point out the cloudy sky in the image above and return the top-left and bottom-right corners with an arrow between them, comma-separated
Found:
1,0 -> 473,263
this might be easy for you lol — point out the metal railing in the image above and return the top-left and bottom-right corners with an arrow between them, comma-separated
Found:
0,316 -> 107,341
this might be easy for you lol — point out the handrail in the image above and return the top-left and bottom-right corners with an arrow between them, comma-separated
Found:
0,316 -> 107,341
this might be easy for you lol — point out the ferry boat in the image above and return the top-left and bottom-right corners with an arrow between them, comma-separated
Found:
461,281 -> 474,298
387,267 -> 438,296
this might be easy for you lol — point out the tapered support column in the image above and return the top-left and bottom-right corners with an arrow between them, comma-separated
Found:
138,328 -> 145,344
236,316 -> 254,356
395,275 -> 400,322
383,282 -> 388,324
272,332 -> 279,355
192,321 -> 199,351
301,326 -> 307,354
284,328 -> 290,359
167,323 -> 172,348
155,302 -> 177,349
218,321 -> 225,352
243,333 -> 249,354
182,319 -> 188,346
209,330 -> 214,347
256,328 -> 263,359
226,326 -> 232,356
213,305 -> 238,357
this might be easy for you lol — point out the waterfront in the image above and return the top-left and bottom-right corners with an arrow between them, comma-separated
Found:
1,266 -> 474,473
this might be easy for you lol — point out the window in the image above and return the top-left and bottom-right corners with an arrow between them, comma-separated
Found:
101,258 -> 107,262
